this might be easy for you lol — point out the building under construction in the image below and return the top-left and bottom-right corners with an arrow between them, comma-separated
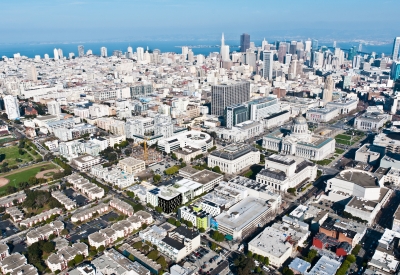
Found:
130,145 -> 162,165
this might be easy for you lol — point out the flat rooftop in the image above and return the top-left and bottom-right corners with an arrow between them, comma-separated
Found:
215,197 -> 270,231
336,170 -> 378,187
249,226 -> 292,258
190,170 -> 222,185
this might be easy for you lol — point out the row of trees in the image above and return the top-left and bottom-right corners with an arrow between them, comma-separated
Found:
246,251 -> 269,266
336,255 -> 356,275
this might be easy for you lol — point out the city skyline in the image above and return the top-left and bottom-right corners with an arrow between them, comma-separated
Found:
1,0 -> 399,44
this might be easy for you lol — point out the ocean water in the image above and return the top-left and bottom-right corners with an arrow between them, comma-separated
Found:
0,40 -> 393,58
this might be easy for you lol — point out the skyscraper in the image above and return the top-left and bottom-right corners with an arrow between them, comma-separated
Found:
240,33 -> 250,52
392,37 -> 400,61
211,82 -> 250,116
333,41 -> 337,48
225,104 -> 248,129
391,62 -> 400,81
100,47 -> 107,57
262,38 -> 268,50
278,43 -> 287,63
323,75 -> 333,103
26,66 -> 37,81
289,41 -> 297,55
263,51 -> 273,80
58,49 -> 63,59
47,100 -> 61,115
182,46 -> 189,61
312,39 -> 318,50
136,47 -> 144,62
220,33 -> 230,61
305,39 -> 312,52
3,95 -> 20,120
53,48 -> 59,60
78,45 -> 84,57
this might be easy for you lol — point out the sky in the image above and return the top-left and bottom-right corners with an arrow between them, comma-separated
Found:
1,0 -> 399,44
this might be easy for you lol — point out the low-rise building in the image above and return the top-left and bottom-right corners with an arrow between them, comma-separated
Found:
46,243 -> 88,272
67,174 -> 104,200
5,207 -> 24,222
208,143 -> 260,174
256,154 -> 317,193
173,146 -> 202,163
109,198 -> 134,216
262,110 -> 290,129
91,165 -> 136,189
71,203 -> 109,223
26,221 -> 64,245
92,249 -> 150,275
20,208 -> 62,228
139,226 -> 200,262
0,244 -> 9,261
0,253 -> 32,275
52,191 -> 77,210
118,157 -> 146,174
306,256 -> 341,275
158,130 -> 213,153
71,155 -> 102,171
0,193 -> 26,208
189,170 -> 223,193
306,107 -> 339,122
215,196 -> 273,240
354,112 -> 392,131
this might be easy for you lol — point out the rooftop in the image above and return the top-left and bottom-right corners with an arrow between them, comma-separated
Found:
336,169 -> 378,188
190,170 -> 222,185
307,256 -> 341,275
210,143 -> 258,161
215,197 -> 270,231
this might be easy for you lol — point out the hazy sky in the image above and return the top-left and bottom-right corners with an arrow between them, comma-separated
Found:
1,0 -> 399,43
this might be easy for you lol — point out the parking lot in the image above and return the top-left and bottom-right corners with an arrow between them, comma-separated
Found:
181,246 -> 226,275
0,220 -> 20,238
67,215 -> 110,243
65,188 -> 90,207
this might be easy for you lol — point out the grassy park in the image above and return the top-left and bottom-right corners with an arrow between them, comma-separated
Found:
335,134 -> 356,145
0,146 -> 33,166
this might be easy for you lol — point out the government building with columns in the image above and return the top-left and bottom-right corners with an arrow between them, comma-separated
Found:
262,115 -> 335,161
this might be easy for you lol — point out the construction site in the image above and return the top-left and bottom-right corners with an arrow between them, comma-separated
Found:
130,143 -> 163,165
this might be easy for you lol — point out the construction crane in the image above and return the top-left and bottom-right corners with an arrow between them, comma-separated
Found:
143,136 -> 148,162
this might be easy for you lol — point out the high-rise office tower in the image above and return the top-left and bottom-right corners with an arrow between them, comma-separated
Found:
262,38 -> 268,50
78,45 -> 84,57
278,43 -> 287,63
392,37 -> 400,61
220,33 -> 230,61
53,48 -> 59,60
352,55 -> 362,69
188,50 -> 194,63
225,104 -> 248,129
305,39 -> 312,52
211,82 -> 250,116
323,75 -> 333,103
182,46 -> 189,60
26,66 -> 37,81
245,52 -> 256,70
358,43 -> 363,52
3,95 -> 20,120
312,39 -> 318,50
289,41 -> 297,55
285,54 -> 292,65
47,100 -> 61,115
136,47 -> 144,62
58,49 -> 63,59
263,51 -> 273,80
240,33 -> 250,52
391,62 -> 400,81
100,47 -> 107,57
127,46 -> 133,54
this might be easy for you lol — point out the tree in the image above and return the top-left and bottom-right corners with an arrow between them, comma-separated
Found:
147,250 -> 158,260
128,254 -> 135,261
346,254 -> 356,264
42,241 -> 55,253
153,174 -> 161,183
175,221 -> 181,227
68,260 -> 75,268
211,231 -> 225,242
186,221 -> 193,228
167,218 -> 176,225
156,256 -> 167,269
255,266 -> 261,273
61,229 -> 69,236
210,242 -> 217,251
155,206 -> 163,213
74,254 -> 84,264
142,245 -> 150,253
171,153 -> 177,160
212,166 -> 221,173
247,251 -> 253,258
98,245 -> 105,252
287,188 -> 296,195
199,228 -> 205,233
210,131 -> 217,139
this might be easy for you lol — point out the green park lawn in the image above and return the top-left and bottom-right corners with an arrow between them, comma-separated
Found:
0,146 -> 33,166
335,148 -> 345,154
1,163 -> 57,194
335,134 -> 355,146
